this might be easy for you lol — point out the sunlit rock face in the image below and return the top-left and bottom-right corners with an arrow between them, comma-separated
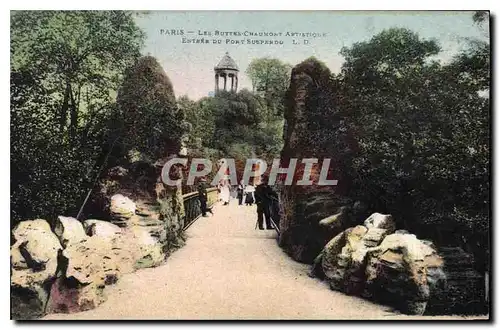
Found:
278,57 -> 358,263
310,213 -> 448,316
11,157 -> 187,319
10,219 -> 62,320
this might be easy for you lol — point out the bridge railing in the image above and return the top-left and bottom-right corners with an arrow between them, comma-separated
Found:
269,196 -> 281,235
182,187 -> 218,230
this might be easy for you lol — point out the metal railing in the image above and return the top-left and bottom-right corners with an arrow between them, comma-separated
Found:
182,187 -> 218,230
181,187 -> 282,236
269,196 -> 281,235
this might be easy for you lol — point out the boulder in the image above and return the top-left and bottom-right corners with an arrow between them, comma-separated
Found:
312,209 -> 457,316
10,219 -> 62,319
318,217 -> 396,297
83,219 -> 122,238
45,225 -> 166,315
109,194 -> 136,227
326,225 -> 368,294
321,230 -> 348,280
62,236 -> 120,285
125,226 -> 164,269
363,213 -> 396,232
46,277 -> 107,314
54,216 -> 87,248
12,219 -> 52,242
11,220 -> 62,277
364,232 -> 445,315
46,235 -> 132,314
318,207 -> 347,231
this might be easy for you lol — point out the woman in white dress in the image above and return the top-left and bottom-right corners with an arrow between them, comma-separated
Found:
219,180 -> 231,205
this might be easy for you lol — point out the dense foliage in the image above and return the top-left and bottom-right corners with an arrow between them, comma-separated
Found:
337,27 -> 490,271
117,56 -> 188,161
246,58 -> 292,118
181,58 -> 290,181
11,11 -> 146,225
10,11 -> 187,225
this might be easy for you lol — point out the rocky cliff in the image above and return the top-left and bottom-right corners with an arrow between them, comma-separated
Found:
278,57 -> 359,263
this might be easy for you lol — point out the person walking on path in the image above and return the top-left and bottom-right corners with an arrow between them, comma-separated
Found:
219,179 -> 231,205
197,177 -> 213,217
254,175 -> 278,230
237,180 -> 245,205
244,182 -> 255,206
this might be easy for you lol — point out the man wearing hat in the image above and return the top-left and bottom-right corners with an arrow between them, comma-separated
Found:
197,177 -> 213,217
254,175 -> 278,230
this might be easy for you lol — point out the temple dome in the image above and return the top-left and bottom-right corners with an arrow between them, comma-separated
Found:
215,52 -> 239,71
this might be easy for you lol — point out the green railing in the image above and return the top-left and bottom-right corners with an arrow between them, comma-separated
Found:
182,187 -> 218,230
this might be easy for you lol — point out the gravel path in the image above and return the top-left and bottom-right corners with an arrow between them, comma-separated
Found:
43,201 -> 483,320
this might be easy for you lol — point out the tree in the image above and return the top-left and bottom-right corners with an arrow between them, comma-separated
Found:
11,11 -> 144,141
181,85 -> 285,182
337,27 -> 489,271
11,11 -> 144,224
246,58 -> 292,118
116,56 -> 188,160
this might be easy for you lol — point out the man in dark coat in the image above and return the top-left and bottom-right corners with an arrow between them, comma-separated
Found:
254,175 -> 278,230
197,177 -> 213,217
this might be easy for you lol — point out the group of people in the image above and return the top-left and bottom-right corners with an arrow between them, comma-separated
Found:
236,180 -> 256,206
197,175 -> 278,230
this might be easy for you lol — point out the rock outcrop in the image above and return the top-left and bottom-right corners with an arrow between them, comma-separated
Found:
83,219 -> 122,238
87,159 -> 186,250
110,194 -> 136,227
10,220 -> 62,319
53,216 -> 87,248
11,183 -> 183,319
311,213 -> 450,315
126,226 -> 164,269
11,157 -> 188,319
45,221 -> 165,314
363,232 -> 445,315
46,235 -> 122,313
278,57 -> 359,263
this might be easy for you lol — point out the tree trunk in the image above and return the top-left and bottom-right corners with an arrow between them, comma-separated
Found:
59,81 -> 70,135
69,84 -> 79,140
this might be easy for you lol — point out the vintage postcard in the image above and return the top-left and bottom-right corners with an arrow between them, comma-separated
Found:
10,10 -> 490,320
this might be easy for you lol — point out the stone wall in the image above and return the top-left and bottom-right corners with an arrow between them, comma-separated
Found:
10,160 -> 186,320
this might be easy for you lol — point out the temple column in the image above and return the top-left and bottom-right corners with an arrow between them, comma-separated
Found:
214,74 -> 219,92
235,76 -> 238,92
223,74 -> 227,91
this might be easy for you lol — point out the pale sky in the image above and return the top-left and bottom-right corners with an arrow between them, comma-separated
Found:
134,11 -> 488,100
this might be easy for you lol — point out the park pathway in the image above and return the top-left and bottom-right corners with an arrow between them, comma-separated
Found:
44,201 -> 459,320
